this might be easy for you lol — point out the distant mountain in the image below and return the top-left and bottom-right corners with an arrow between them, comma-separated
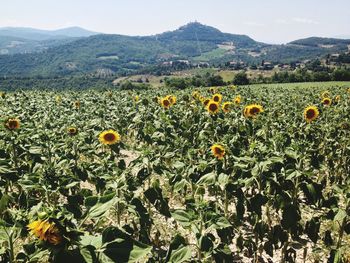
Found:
289,37 -> 350,47
0,26 -> 98,55
0,26 -> 98,40
0,22 -> 349,77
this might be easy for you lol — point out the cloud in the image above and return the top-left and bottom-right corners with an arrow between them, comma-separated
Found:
244,21 -> 265,27
292,17 -> 319,25
275,19 -> 289,24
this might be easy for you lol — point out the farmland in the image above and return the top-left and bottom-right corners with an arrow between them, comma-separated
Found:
0,82 -> 350,263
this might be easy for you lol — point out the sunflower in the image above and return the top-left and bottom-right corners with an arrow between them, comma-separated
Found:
335,95 -> 340,102
233,95 -> 241,105
192,91 -> 200,99
160,97 -> 171,109
74,101 -> 80,109
304,106 -> 319,123
321,91 -> 330,98
322,97 -> 332,106
99,130 -> 121,145
212,93 -> 222,103
28,220 -> 62,245
67,127 -> 78,136
5,118 -> 20,130
202,98 -> 211,106
167,95 -> 177,105
134,95 -> 140,102
209,87 -> 217,94
244,104 -> 264,118
211,144 -> 225,159
206,100 -> 220,114
222,102 -> 233,113
55,95 -> 62,104
0,92 -> 6,98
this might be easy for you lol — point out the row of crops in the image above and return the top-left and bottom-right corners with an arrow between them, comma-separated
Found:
0,83 -> 349,263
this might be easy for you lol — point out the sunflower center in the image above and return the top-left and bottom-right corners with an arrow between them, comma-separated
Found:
8,120 -> 18,129
306,109 -> 315,119
215,148 -> 223,155
250,107 -> 260,115
104,133 -> 116,142
163,100 -> 170,106
209,103 -> 218,111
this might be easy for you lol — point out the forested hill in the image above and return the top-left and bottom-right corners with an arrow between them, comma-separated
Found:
0,22 -> 348,77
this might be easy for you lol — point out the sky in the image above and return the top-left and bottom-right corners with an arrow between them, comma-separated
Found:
0,0 -> 349,44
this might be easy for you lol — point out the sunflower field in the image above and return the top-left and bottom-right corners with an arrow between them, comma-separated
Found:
0,82 -> 350,263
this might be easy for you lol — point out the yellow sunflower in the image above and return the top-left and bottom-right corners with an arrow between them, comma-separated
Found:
211,144 -> 225,159
99,130 -> 121,145
134,95 -> 140,102
160,97 -> 171,109
192,91 -> 200,100
0,92 -> 6,98
322,97 -> 332,106
321,91 -> 330,98
212,93 -> 222,103
55,95 -> 62,104
222,102 -> 233,113
206,100 -> 220,114
209,87 -> 217,94
233,95 -> 241,105
335,95 -> 340,102
5,118 -> 20,130
167,95 -> 177,105
74,101 -> 80,109
202,98 -> 211,106
304,106 -> 319,123
67,127 -> 78,136
28,220 -> 62,245
244,104 -> 264,118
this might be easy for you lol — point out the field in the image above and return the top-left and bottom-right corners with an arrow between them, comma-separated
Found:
0,82 -> 350,263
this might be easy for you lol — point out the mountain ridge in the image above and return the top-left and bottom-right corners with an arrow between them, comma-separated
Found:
0,22 -> 348,77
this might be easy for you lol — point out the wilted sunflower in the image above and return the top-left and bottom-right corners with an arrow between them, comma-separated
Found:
28,220 -> 62,245
160,97 -> 171,109
322,97 -> 332,106
5,118 -> 20,130
244,104 -> 264,118
233,96 -> 241,105
206,100 -> 220,114
67,127 -> 78,136
212,93 -> 222,103
304,106 -> 319,123
99,130 -> 121,145
0,92 -> 6,98
211,144 -> 225,159
222,102 -> 233,113
74,101 -> 80,109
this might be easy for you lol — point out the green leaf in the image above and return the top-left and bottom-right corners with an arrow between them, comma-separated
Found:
169,246 -> 192,263
171,210 -> 194,228
197,172 -> 216,186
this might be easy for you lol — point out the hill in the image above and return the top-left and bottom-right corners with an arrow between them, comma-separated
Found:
0,26 -> 98,54
0,22 -> 349,77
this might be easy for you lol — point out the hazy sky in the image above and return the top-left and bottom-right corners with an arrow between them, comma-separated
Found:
0,0 -> 349,43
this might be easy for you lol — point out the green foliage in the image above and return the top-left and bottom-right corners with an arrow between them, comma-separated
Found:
233,71 -> 250,85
